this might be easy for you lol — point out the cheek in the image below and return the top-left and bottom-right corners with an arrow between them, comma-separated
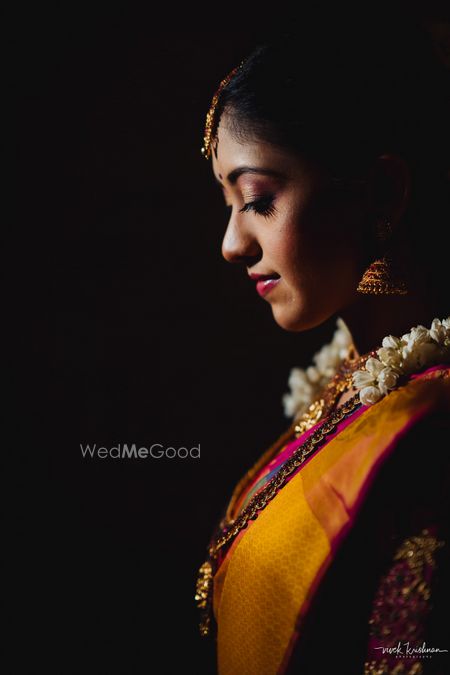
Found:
268,209 -> 348,302
270,228 -> 299,260
283,195 -> 355,276
267,210 -> 319,283
265,229 -> 302,283
266,202 -> 305,262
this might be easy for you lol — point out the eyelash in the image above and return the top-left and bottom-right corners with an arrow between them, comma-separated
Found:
239,196 -> 276,219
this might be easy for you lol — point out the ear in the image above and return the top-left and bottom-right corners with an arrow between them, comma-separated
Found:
366,153 -> 411,229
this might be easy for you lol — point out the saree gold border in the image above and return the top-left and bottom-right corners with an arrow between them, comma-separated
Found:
197,396 -> 361,637
213,396 -> 361,556
216,371 -> 450,675
223,419 -> 298,523
223,349 -> 379,523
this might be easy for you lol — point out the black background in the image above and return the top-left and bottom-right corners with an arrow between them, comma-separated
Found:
10,7 -> 450,674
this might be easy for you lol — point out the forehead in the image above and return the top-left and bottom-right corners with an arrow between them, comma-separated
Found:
211,120 -> 292,182
211,122 -> 266,180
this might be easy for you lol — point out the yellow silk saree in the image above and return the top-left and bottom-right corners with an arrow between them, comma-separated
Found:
198,364 -> 450,674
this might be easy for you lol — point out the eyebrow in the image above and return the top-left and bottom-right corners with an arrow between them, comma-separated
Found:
215,166 -> 286,187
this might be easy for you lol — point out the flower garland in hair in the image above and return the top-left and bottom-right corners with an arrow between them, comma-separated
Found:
282,317 -> 353,420
352,316 -> 450,406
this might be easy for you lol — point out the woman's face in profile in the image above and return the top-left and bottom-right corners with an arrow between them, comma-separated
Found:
211,116 -> 367,332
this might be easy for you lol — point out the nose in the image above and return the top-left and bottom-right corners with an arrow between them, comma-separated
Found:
221,216 -> 261,265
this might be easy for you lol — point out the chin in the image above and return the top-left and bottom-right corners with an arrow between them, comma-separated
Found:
271,305 -> 308,332
271,301 -> 328,333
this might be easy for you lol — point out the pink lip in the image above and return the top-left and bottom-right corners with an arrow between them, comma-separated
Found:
248,272 -> 281,298
255,277 -> 281,297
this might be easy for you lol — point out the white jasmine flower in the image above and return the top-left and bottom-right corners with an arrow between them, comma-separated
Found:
282,392 -> 302,418
334,317 -> 353,352
377,346 -> 403,369
360,386 -> 383,406
306,365 -> 321,383
352,369 -> 375,389
282,316 -> 354,419
400,345 -> 416,371
377,367 -> 399,395
365,357 -> 385,378
288,367 -> 309,390
404,325 -> 429,350
314,344 -> 338,376
401,340 -> 440,371
429,318 -> 447,345
382,335 -> 402,350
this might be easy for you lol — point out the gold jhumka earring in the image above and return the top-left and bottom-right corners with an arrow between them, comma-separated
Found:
200,61 -> 244,160
357,219 -> 408,295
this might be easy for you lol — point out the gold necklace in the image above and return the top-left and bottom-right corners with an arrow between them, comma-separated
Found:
195,347 -> 377,637
294,346 -> 378,437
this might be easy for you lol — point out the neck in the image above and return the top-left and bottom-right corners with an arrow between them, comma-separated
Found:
339,292 -> 443,358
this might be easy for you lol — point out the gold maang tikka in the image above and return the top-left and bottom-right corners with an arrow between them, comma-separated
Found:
201,61 -> 244,160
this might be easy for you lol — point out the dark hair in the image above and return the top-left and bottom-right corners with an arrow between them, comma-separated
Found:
212,16 -> 450,308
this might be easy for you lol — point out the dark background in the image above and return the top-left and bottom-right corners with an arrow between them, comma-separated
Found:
10,7 -> 450,674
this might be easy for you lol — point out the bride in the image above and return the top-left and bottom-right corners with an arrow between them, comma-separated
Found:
195,16 -> 450,675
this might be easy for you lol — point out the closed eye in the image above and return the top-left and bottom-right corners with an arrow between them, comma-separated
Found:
239,196 -> 276,219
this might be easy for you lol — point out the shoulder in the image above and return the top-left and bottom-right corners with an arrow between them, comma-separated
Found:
368,365 -> 450,530
354,362 -> 450,471
385,364 -> 450,498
